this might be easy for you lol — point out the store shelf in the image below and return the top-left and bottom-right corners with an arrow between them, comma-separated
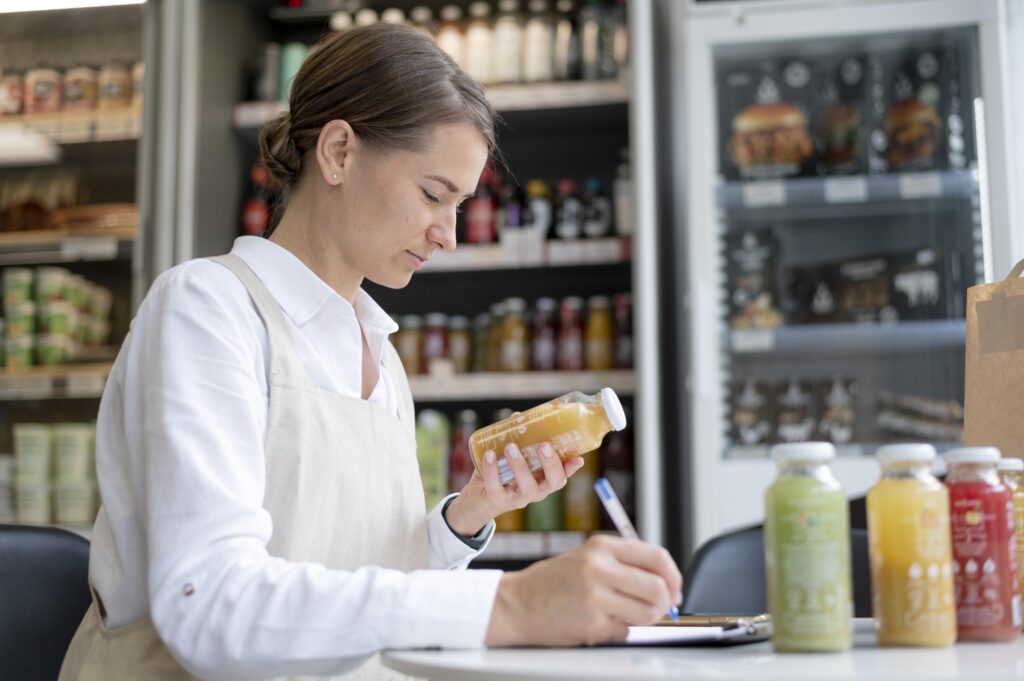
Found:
234,80 -> 629,132
0,109 -> 143,146
480,530 -> 614,561
0,225 -> 136,266
0,362 -> 112,401
729,320 -> 966,355
717,170 -> 978,214
407,369 -> 635,402
422,238 -> 629,273
727,442 -> 961,461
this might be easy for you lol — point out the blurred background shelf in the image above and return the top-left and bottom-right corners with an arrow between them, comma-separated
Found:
0,362 -> 113,401
0,109 -> 142,146
479,530 -> 614,562
408,370 -> 635,402
421,239 -> 629,273
729,320 -> 967,355
0,225 -> 136,266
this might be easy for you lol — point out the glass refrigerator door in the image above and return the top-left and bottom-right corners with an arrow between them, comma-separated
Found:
681,0 -> 1018,548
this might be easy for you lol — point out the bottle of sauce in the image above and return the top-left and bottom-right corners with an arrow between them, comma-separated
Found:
523,0 -> 555,82
469,388 -> 625,486
448,315 -> 472,373
524,179 -> 552,264
395,315 -> 423,375
497,182 -> 526,246
946,447 -> 1021,641
98,61 -> 132,109
465,171 -> 497,244
565,445 -> 601,531
464,2 -> 495,85
493,0 -> 525,84
613,292 -> 632,369
867,444 -> 956,646
422,313 -> 449,374
557,296 -> 584,371
241,163 -> 274,237
614,147 -> 633,236
450,409 -> 479,493
578,0 -> 603,81
500,297 -> 530,372
472,312 -> 491,373
997,456 -> 1024,624
584,295 -> 614,370
553,0 -> 580,81
764,442 -> 852,652
415,410 -> 450,509
553,178 -> 582,240
487,302 -> 506,372
530,297 -> 558,371
437,5 -> 467,69
582,177 -> 613,239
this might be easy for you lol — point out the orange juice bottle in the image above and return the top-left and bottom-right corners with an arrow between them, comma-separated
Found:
867,444 -> 956,646
997,457 -> 1024,626
469,388 -> 626,485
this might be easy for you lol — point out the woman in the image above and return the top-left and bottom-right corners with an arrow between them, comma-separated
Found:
60,24 -> 681,681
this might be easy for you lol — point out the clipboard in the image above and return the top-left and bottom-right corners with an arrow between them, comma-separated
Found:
601,614 -> 771,648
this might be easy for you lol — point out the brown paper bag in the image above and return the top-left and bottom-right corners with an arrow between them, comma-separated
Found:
964,258 -> 1024,458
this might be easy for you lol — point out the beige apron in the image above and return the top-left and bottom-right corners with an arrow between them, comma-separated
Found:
60,254 -> 428,681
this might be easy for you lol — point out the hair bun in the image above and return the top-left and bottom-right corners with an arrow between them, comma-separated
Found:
258,112 -> 302,190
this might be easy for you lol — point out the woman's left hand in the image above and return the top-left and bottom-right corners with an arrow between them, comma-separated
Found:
444,442 -> 585,538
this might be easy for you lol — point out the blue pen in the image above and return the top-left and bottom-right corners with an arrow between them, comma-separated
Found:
594,477 -> 680,621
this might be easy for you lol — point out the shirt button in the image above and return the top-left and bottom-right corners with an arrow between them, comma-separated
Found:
182,583 -> 195,597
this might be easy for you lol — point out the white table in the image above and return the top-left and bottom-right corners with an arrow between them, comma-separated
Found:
382,620 -> 1024,681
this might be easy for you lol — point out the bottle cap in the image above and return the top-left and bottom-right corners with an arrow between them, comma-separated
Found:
529,0 -> 549,12
329,11 -> 353,31
504,297 -> 527,313
449,315 -> 469,330
588,295 -> 610,308
399,315 -> 422,329
425,312 -> 448,327
410,6 -> 433,23
440,5 -> 463,20
771,442 -> 835,462
355,8 -> 379,25
944,447 -> 1001,465
499,0 -> 520,12
535,296 -> 557,311
876,443 -> 936,463
525,179 -> 550,198
600,387 -> 627,431
381,8 -> 406,24
997,458 -> 1024,472
469,1 -> 492,17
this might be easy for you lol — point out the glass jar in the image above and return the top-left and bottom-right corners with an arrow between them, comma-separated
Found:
395,315 -> 423,375
997,456 -> 1024,626
98,61 -> 131,110
764,442 -> 852,652
0,69 -> 25,115
557,296 -> 584,371
944,447 -> 1021,641
530,297 -> 558,371
464,1 -> 494,85
500,297 -> 530,372
437,5 -> 466,69
63,65 -> 98,112
472,312 -> 491,373
867,444 -> 956,646
487,301 -> 506,372
493,0 -> 525,84
422,313 -> 449,373
523,0 -> 555,82
584,295 -> 614,370
25,65 -> 62,114
448,315 -> 472,374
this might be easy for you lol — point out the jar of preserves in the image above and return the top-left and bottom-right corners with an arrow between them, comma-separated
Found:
448,315 -> 472,373
487,301 -> 506,372
584,295 -> 614,370
0,70 -> 25,115
422,312 -> 449,373
98,61 -> 131,110
472,312 -> 491,373
395,315 -> 423,375
500,297 -> 529,372
530,297 -> 558,371
25,65 -> 62,114
63,65 -> 98,112
557,296 -> 584,371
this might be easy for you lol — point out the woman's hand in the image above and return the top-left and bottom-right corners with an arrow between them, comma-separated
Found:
444,442 -> 585,538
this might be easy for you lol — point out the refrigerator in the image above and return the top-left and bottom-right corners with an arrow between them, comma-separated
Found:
662,0 -> 1024,556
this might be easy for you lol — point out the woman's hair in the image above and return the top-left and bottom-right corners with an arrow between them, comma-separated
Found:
258,23 -> 498,193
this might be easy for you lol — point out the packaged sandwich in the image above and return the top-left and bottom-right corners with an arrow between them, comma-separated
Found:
726,228 -> 783,329
815,55 -> 869,175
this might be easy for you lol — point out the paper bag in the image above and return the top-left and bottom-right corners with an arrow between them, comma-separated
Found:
964,258 -> 1024,458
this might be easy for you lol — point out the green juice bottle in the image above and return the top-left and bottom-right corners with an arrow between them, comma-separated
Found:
764,442 -> 852,652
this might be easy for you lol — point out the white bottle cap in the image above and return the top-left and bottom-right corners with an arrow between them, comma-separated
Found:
876,443 -> 936,462
600,387 -> 626,431
329,11 -> 353,31
944,447 -> 1001,465
381,8 -> 406,24
997,458 -> 1024,472
771,442 -> 836,462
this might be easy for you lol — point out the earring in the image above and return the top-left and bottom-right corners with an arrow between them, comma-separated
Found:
331,173 -> 337,181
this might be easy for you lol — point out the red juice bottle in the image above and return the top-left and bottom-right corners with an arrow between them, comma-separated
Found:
944,447 -> 1022,641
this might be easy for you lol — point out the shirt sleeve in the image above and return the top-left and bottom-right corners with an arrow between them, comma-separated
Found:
125,263 -> 502,681
426,494 -> 495,569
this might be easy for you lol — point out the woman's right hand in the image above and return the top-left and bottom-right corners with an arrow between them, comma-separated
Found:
484,535 -> 683,647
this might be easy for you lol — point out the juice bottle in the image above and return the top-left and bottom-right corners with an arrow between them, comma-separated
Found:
997,457 -> 1024,626
526,489 -> 563,531
415,410 -> 450,509
469,388 -> 626,485
564,446 -> 601,531
945,447 -> 1022,641
449,410 -> 478,493
866,444 -> 956,646
764,442 -> 852,652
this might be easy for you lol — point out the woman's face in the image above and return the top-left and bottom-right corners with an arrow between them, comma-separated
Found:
325,122 -> 489,290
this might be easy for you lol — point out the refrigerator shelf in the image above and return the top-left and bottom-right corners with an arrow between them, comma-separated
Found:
729,319 -> 966,355
716,170 -> 978,214
422,239 -> 630,273
0,109 -> 143,147
408,369 -> 635,402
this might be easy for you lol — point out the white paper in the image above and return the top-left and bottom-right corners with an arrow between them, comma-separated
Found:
625,626 -> 728,645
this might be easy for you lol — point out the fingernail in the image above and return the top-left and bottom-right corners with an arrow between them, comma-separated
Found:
485,451 -> 495,464
540,443 -> 553,458
505,444 -> 520,459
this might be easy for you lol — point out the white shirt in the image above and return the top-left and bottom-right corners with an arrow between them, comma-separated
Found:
89,236 -> 501,680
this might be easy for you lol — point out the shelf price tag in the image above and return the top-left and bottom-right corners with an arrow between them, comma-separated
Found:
61,237 -> 119,261
741,181 -> 786,208
898,172 -> 943,200
731,329 -> 775,353
824,177 -> 868,204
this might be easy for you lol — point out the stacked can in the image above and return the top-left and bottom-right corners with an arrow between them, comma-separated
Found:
12,422 -> 97,525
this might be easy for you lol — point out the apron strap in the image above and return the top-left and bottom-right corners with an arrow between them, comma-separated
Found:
208,254 -> 308,384
1008,258 -> 1024,282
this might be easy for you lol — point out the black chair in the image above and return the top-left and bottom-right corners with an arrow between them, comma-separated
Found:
0,524 -> 92,681
682,525 -> 872,617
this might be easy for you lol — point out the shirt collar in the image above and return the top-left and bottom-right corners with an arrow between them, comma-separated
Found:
230,236 -> 398,334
